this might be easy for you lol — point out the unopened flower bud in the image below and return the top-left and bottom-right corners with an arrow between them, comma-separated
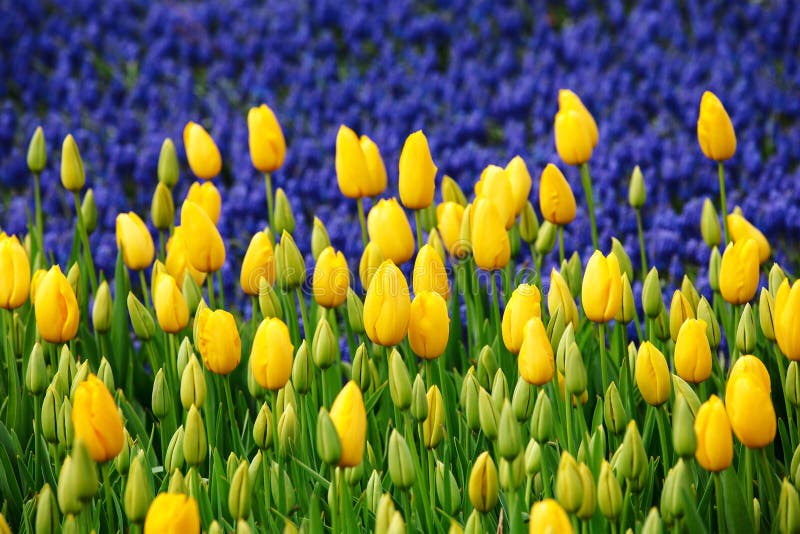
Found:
499,453 -> 525,492
556,452 -> 583,513
497,401 -> 521,460
275,231 -> 305,290
468,452 -> 498,513
291,340 -> 311,395
441,176 -> 467,206
158,138 -> 179,188
531,389 -> 553,443
388,430 -> 415,490
259,278 -> 282,320
184,404 -> 208,467
26,342 -> 48,395
611,237 -> 634,284
27,126 -> 47,173
127,291 -> 155,340
696,297 -> 721,349
642,267 -> 662,318
57,396 -> 73,447
229,459 -> 251,520
165,426 -> 185,472
597,460 -> 622,520
535,221 -> 557,255
316,408 -> 342,466
672,396 -> 696,459
312,316 -> 336,370
273,188 -> 296,236
278,403 -> 299,456
35,484 -> 59,534
709,247 -> 721,292
346,289 -> 364,334
478,388 -> 499,441
389,349 -> 412,411
511,377 -> 534,421
311,217 -> 331,261
435,462 -> 460,515
151,182 -> 175,231
124,452 -> 152,523
71,438 -> 99,501
57,457 -> 82,515
181,355 -> 206,411
628,165 -> 646,209
701,198 -> 721,248
151,369 -> 170,420
736,303 -> 757,354
519,201 -> 539,244
477,345 -> 498,390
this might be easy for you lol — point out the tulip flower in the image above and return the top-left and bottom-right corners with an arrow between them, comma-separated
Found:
554,108 -> 594,166
776,280 -> 800,361
635,342 -> 671,406
153,273 -> 189,334
668,290 -> 695,342
539,163 -> 576,225
436,202 -> 466,258
35,265 -> 79,344
247,104 -> 286,173
471,197 -> 510,271
674,319 -> 712,383
518,317 -> 555,386
581,250 -> 622,323
116,212 -> 155,271
477,165 -> 515,229
697,91 -> 736,162
412,244 -> 449,299
144,493 -> 201,534
726,366 -> 776,449
329,381 -> 367,467
529,499 -> 574,534
0,234 -> 30,309
183,121 -> 221,180
727,212 -> 770,264
398,130 -> 437,210
29,268 -> 46,305
335,125 -> 386,198
559,89 -> 598,147
505,155 -> 532,216
360,135 -> 388,196
408,291 -> 450,360
501,283 -> 542,354
366,198 -> 415,265
72,374 -> 124,462
359,241 -> 384,290
185,181 -> 221,225
468,452 -> 499,512
312,246 -> 349,308
548,269 -> 579,329
195,308 -> 241,375
363,260 -> 411,346
693,395 -> 733,472
180,200 -> 225,273
165,226 -> 206,286
240,231 -> 275,296
719,238 -> 759,305
60,134 -> 85,192
250,318 -> 293,390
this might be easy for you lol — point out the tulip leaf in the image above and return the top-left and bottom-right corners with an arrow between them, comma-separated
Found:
680,487 -> 707,534
721,468 -> 753,532
0,437 -> 22,515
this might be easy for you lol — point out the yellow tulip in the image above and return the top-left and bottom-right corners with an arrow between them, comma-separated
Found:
505,155 -> 532,216
436,202 -> 465,258
195,308 -> 241,375
35,265 -> 79,344
144,493 -> 201,534
359,241 -> 384,290
366,198 -> 415,265
360,135 -> 387,197
363,260 -> 411,346
581,251 -> 622,323
635,342 -> 671,406
719,238 -> 759,305
727,212 -> 770,264
153,273 -> 189,334
477,165 -> 515,229
165,226 -> 206,286
398,130 -> 437,210
180,200 -> 226,273
335,125 -> 371,199
529,499 -> 574,534
412,244 -> 449,299
697,91 -> 736,162
727,354 -> 771,395
668,290 -> 695,342
775,279 -> 800,361
470,197 -> 510,271
60,134 -> 85,192
185,181 -> 221,225
312,246 -> 349,308
247,104 -> 286,173
501,283 -> 542,354
0,234 -> 30,309
183,121 -> 221,180
554,108 -> 594,166
408,291 -> 450,360
548,269 -> 579,329
674,319 -> 712,383
329,381 -> 367,467
72,374 -> 124,462
539,163 -> 576,225
694,395 -> 733,472
250,318 -> 293,390
518,317 -> 555,386
726,368 -> 776,448
559,89 -> 598,147
116,212 -> 155,271
29,268 -> 46,304
240,231 -> 275,296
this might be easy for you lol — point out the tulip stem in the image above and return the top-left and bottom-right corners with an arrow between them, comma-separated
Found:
33,172 -> 44,252
222,375 -> 243,455
2,310 -> 18,431
558,225 -> 565,265
744,447 -> 754,506
356,198 -> 368,247
206,272 -> 216,309
598,323 -> 609,395
759,448 -> 778,517
295,287 -> 310,344
718,163 -> 730,244
579,163 -> 599,251
139,270 -> 151,310
265,172 -> 275,229
415,210 -> 424,250
73,191 -> 98,295
564,390 -> 574,455
158,230 -> 166,261
216,270 -> 226,308
655,406 -> 670,479
635,209 -> 648,277
102,464 -> 116,532
713,473 -> 725,532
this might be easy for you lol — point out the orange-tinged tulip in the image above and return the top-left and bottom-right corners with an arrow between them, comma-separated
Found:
247,104 -> 286,173
727,212 -> 770,264
547,269 -> 579,329
180,200 -> 225,273
436,202 -> 465,258
398,130 -> 437,210
250,318 -> 293,390
183,121 -> 221,180
775,279 -> 800,361
726,370 -> 776,448
29,268 -> 46,304
694,395 -> 733,472
35,265 -> 79,343
559,89 -> 598,148
367,198 -> 415,264
518,317 -> 555,386
554,108 -> 594,166
312,246 -> 349,308
477,165 -> 515,229
329,381 -> 367,467
335,125 -> 371,199
144,493 -> 200,534
240,231 -> 275,296
635,342 -> 670,406
360,135 -> 387,197
195,308 -> 241,375
505,155 -> 532,216
471,197 -> 510,271
165,227 -> 206,286
539,163 -> 576,225
72,374 -> 124,462
412,244 -> 449,299
529,499 -> 574,534
116,212 -> 155,271
501,283 -> 542,354
0,234 -> 30,309
363,260 -> 411,346
185,181 -> 221,225
674,319 -> 712,383
581,251 -> 622,323
153,273 -> 189,334
719,238 -> 759,305
408,291 -> 450,360
697,91 -> 736,162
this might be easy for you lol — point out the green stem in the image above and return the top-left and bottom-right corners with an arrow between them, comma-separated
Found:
73,191 -> 97,294
540,444 -> 552,498
565,388 -> 574,455
655,406 -> 670,479
296,287 -> 310,344
265,172 -> 275,230
34,172 -> 44,252
222,375 -> 243,454
635,208 -> 648,277
759,448 -> 778,517
415,209 -> 424,250
713,473 -> 725,532
718,162 -> 730,244
206,272 -> 216,309
558,225 -> 565,265
744,447 -> 754,506
3,310 -> 18,431
579,163 -> 599,251
139,270 -> 151,310
102,465 -> 116,532
216,270 -> 226,308
159,230 -> 166,261
356,197 -> 368,248
598,323 -> 609,395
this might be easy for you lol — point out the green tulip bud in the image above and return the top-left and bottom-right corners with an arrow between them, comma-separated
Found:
441,175 -> 468,206
641,507 -> 664,534
71,439 -> 99,501
253,402 -> 273,450
62,515 -> 80,534
604,382 -> 628,435
312,316 -> 337,370
388,430 -> 415,490
576,463 -> 596,520
556,451 -> 584,513
456,203 -> 473,258
165,426 -> 185,472
175,337 -> 192,379
791,444 -> 800,487
519,201 -> 540,244
229,459 -> 251,520
597,460 -> 622,520
696,297 -> 720,349
672,374 -> 701,416
208,521 -> 224,534
628,165 -> 646,209
478,387 -> 499,441
561,258 -> 581,298
259,278 -> 283,319
273,188 -> 296,236
41,386 -> 60,444
556,323 -> 575,375
463,372 -> 481,432
618,421 -> 648,492
787,362 -> 800,408
311,216 -> 331,260
769,263 -> 787,298
613,273 -> 636,324
236,520 -> 253,534
490,369 -> 509,414
565,342 -> 586,397
672,396 -> 696,459
660,459 -> 693,525
477,345 -> 498,391
27,126 -> 47,173
150,182 -> 175,231
525,439 -> 542,475
759,288 -> 776,341
25,342 -> 48,395
276,382 -> 297,416
184,404 -> 208,467
546,305 -> 566,352
91,280 -> 113,334
642,267 -> 662,318
127,291 -> 155,340
67,263 -> 81,302
435,461 -> 460,515
181,272 -> 202,315
365,470 -> 383,514
468,451 -> 498,512
411,374 -> 429,422
736,303 -> 757,354
531,389 -> 554,443
428,228 -> 447,263
180,355 -> 206,411
567,252 -> 583,297
680,276 -> 700,313
497,400 -> 522,460
709,247 -> 721,292
535,220 -> 557,255
185,467 -> 201,500
345,461 -> 364,486
464,510 -> 482,534
389,349 -> 412,411
654,306 -> 670,341
124,452 -> 152,523
80,188 -> 97,235
700,198 -> 721,248
94,358 -> 114,395
276,231 -> 305,290
346,288 -> 365,334
60,134 -> 85,192
114,429 -> 131,476
511,377 -> 534,422
291,340 -> 312,395
316,408 -> 342,466
351,343 -> 371,392
57,457 -> 83,515
278,403 -> 299,456
499,453 -> 525,492
375,493 -> 396,534
57,396 -> 74,447
151,368 -> 170,420
35,484 -> 59,534
158,138 -> 179,188
611,237 -> 634,284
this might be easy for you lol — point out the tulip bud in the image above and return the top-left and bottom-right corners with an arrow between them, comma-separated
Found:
422,385 -> 444,450
535,220 -> 557,255
182,272 -> 202,315
497,400 -> 522,460
312,316 -> 337,370
779,478 -> 800,534
66,263 -> 80,302
736,303 -> 757,354
258,278 -> 283,320
90,280 -> 113,334
78,189 -> 98,235
660,459 -> 693,525
275,231 -> 305,290
410,374 -> 429,422
35,483 -> 59,534
27,126 -> 47,173
41,386 -> 60,444
672,396 -> 696,459
576,463 -> 596,521
273,188 -> 296,236
366,470 -> 383,513
57,456 -> 83,515
611,237 -> 634,284
175,337 -> 192,379
531,389 -> 553,443
614,273 -> 636,324
697,91 -> 737,161
124,452 -> 152,523
278,403 -> 299,456
435,462 -> 460,515
180,355 -> 206,411
60,134 -> 85,192
499,453 -> 525,492
311,217 -> 331,261
276,382 -> 297,416
556,323 -> 575,374
476,345 -> 498,390
520,316 -> 556,386
491,370 -> 509,413
636,342 -> 671,406
457,203 -> 473,257
316,408 -> 342,465
157,138 -> 180,187
564,342 -> 586,397
476,387 -> 499,440
441,175 -> 467,206
346,289 -> 364,334
152,368 -> 171,420
759,288 -> 776,341
375,494 -> 396,534
184,404 -> 207,467
556,451 -> 583,513
638,507 -> 663,534
388,430 -> 415,489
787,363 -> 800,408
389,349 -> 412,411
25,342 -> 48,395
151,182 -> 175,231
642,267 -> 662,318
163,426 -> 185,473
618,421 -> 648,491
669,290 -> 695,342
696,297 -> 721,349
127,291 -> 155,340
524,439 -> 542,476
463,373 -> 481,432
468,452 -> 498,512
597,460 -> 622,520
464,510 -> 482,534
604,382 -> 628,435
399,130 -> 437,210
511,377 -> 534,422
700,198 -> 721,247
291,340 -> 311,395
625,165 -> 645,208
708,246 -> 721,292
538,163 -> 576,225
228,459 -> 251,520
518,201 -> 540,244
769,263 -> 786,298
71,438 -> 99,501
57,396 -> 74,446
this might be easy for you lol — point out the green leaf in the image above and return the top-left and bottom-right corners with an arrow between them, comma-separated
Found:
721,468 -> 754,532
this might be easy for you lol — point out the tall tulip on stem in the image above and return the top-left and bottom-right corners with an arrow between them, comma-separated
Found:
539,163 -> 576,265
581,250 -> 621,393
399,130 -> 437,250
248,104 -> 287,231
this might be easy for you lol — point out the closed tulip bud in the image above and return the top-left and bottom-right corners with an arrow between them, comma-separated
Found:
609,238 -> 633,283
555,451 -> 583,513
66,263 -> 81,304
34,265 -> 79,343
438,176 -> 465,207
641,267 -> 662,318
144,493 -> 201,533
228,460 -> 251,520
673,318 -> 712,384
621,165 -> 646,211
457,203 -> 474,257
477,387 -> 499,440
184,404 -> 207,466
36,483 -> 59,534
463,374 -> 481,432
512,377 -> 534,421
531,389 -> 553,442
316,406 -> 343,466
244,317 -> 292,392
501,284 -> 541,354
176,337 -> 193,378
758,288 -> 775,341
499,453 -> 525,492
398,130 -> 437,210
477,165 -> 515,229
364,260 -> 411,346
435,202 -> 466,259
275,231 -> 305,290
574,463 -> 596,520
89,280 -> 112,333
467,451 -> 498,513
554,104 -> 594,166
471,197 -> 510,271
375,494 -> 396,534
57,456 -> 83,515
69,360 -> 89,401
769,263 -> 786,297
635,342 -> 671,406
413,244 -> 448,299
679,277 -> 700,313
504,155 -> 532,216
328,381 -> 366,467
286,341 -> 310,395
27,125 -> 47,173
618,421 -> 648,491
707,246 -> 721,292
196,307 -> 241,375
25,342 -> 47,395
497,400 -> 521,460
180,355 -> 206,410
276,382 -> 297,417
775,279 -> 800,361
185,180 -> 221,225
150,182 -> 175,231
365,470 -> 383,513
430,464 -> 459,517
477,346 -> 498,390
530,499 -> 574,534
548,269 -> 579,329
779,479 -> 800,534
597,460 -> 622,520
726,369 -> 776,449
660,459 -> 693,525
156,138 -> 180,188
700,198 -> 721,247
582,250 -> 622,323
153,273 -> 188,333
335,125 -> 374,199
565,342 -> 586,397
611,274 -> 635,324
60,134 -> 85,192
42,386 -> 60,444
367,199 -> 415,265
125,452 -> 152,523
408,291 -> 449,359
538,163 -> 576,225
535,220 -> 557,255
313,246 -> 349,308
719,239 -> 759,305
72,374 -> 124,462
248,104 -> 286,173
491,370 -> 509,413
697,91 -> 736,161
113,430 -> 131,476
180,200 -> 225,273
672,374 -> 701,417
165,227 -> 206,289
310,316 -> 335,369
696,297 -> 720,349
258,278 -> 282,319
694,397 -> 733,472
183,121 -> 221,179
308,218 -> 331,262
667,397 -> 695,461
518,317 -> 555,386
151,369 -> 170,420
423,385 -> 445,449
517,203 -> 539,245
736,303 -> 757,354
253,403 -> 273,450
165,426 -> 185,472
788,363 -> 800,407
410,374 -> 428,422
359,135 -> 388,196
388,430 -> 415,489
383,348 -> 410,411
